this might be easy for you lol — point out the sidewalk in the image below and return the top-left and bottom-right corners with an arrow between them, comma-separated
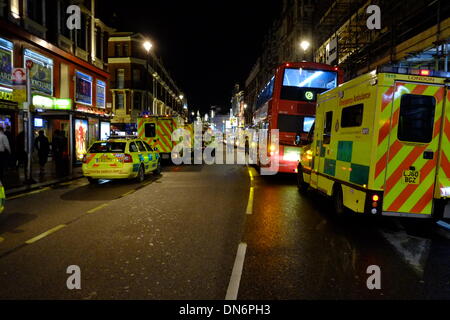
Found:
2,159 -> 83,196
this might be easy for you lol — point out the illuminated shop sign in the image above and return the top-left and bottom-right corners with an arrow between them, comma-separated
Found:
0,38 -> 13,87
32,94 -> 72,110
75,71 -> 93,105
96,79 -> 106,108
24,49 -> 54,96
0,87 -> 13,101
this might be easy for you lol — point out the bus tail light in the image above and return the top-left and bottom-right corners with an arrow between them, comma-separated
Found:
124,154 -> 133,163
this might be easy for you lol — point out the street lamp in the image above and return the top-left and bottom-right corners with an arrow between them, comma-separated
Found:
143,40 -> 157,114
300,40 -> 310,52
143,41 -> 153,53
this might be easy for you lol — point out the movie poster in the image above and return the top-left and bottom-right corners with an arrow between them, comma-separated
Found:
75,119 -> 88,161
100,122 -> 110,140
75,71 -> 93,105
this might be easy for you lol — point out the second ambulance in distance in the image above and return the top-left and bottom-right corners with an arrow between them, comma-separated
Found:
297,67 -> 450,219
82,136 -> 161,183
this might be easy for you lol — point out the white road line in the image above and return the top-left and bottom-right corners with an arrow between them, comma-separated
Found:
437,220 -> 450,231
25,225 -> 67,245
225,242 -> 247,300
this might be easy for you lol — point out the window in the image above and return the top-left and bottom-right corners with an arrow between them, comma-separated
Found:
133,69 -> 141,83
26,0 -> 44,24
143,141 -> 153,151
124,44 -> 130,57
323,111 -> 333,145
341,104 -> 363,128
398,94 -> 436,143
117,69 -> 125,89
89,142 -> 126,153
256,77 -> 275,110
281,68 -> 338,102
133,92 -> 142,110
136,141 -> 146,152
115,92 -> 124,109
277,114 -> 315,133
145,123 -> 156,138
129,142 -> 139,153
115,44 -> 122,57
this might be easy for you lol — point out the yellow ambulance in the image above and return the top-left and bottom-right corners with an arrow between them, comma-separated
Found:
137,115 -> 184,161
297,67 -> 450,219
82,136 -> 161,183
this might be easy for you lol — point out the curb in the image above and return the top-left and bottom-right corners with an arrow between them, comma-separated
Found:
5,175 -> 84,198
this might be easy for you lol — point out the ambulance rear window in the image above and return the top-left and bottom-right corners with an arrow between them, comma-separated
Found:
145,123 -> 156,138
398,94 -> 436,143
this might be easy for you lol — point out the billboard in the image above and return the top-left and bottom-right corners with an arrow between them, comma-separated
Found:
96,80 -> 106,108
0,38 -> 13,87
75,71 -> 93,105
75,119 -> 88,161
24,49 -> 53,96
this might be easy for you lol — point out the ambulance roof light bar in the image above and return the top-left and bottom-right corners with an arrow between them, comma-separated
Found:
377,65 -> 450,78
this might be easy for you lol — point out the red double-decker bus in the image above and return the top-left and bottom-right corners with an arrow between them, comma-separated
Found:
253,62 -> 343,174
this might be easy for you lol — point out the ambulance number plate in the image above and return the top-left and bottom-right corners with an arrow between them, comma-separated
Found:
402,170 -> 420,184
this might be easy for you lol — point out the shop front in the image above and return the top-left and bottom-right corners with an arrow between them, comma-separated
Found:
73,106 -> 111,163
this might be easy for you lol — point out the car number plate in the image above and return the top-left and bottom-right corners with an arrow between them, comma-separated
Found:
403,170 -> 420,184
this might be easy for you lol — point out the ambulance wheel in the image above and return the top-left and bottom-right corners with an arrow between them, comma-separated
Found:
136,165 -> 145,183
154,160 -> 162,175
87,177 -> 98,184
332,184 -> 345,216
297,166 -> 308,193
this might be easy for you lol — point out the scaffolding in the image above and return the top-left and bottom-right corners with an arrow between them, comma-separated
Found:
314,0 -> 450,78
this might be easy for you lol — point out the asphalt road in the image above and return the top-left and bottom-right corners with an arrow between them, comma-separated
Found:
1,158 -> 450,300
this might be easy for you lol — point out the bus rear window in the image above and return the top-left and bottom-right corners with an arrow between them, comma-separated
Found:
398,94 -> 436,143
89,142 -> 126,153
278,114 -> 315,133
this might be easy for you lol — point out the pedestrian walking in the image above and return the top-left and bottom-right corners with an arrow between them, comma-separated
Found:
34,130 -> 49,173
0,127 -> 11,180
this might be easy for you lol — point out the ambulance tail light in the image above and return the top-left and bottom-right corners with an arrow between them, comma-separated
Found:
82,155 -> 87,164
124,154 -> 133,163
370,194 -> 381,214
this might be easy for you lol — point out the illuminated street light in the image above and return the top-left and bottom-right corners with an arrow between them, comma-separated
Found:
179,94 -> 184,100
300,40 -> 310,51
143,41 -> 153,52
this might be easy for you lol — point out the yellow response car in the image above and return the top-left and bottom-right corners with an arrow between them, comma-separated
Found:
0,180 -> 4,214
82,137 -> 161,184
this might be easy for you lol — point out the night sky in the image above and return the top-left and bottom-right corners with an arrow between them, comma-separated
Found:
98,0 -> 283,114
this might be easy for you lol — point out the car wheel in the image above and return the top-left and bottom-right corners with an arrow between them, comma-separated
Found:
333,184 -> 345,216
137,165 -> 145,182
87,177 -> 98,184
297,166 -> 308,193
154,160 -> 162,175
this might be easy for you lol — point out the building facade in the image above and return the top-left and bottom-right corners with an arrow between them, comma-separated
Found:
245,0 -> 450,117
0,0 -> 114,172
108,32 -> 186,134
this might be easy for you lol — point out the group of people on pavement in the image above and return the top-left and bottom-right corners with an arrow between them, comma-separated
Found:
0,127 -> 69,184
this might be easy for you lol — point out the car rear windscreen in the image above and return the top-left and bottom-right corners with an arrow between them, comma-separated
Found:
89,142 -> 126,153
